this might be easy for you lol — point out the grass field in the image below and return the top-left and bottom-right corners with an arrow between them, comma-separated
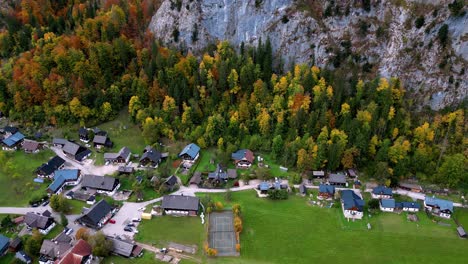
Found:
192,191 -> 468,264
0,149 -> 55,206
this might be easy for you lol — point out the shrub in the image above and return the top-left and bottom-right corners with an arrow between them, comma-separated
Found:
268,189 -> 289,200
415,16 -> 425,29
437,24 -> 449,47
232,204 -> 241,216
368,199 -> 380,209
234,216 -> 243,233
281,15 -> 289,24
448,0 -> 466,17
236,243 -> 241,252
206,247 -> 218,256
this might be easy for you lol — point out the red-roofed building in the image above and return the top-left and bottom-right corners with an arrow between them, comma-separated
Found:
231,149 -> 254,168
56,239 -> 92,264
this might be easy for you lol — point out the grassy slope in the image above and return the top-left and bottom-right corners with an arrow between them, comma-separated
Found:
0,149 -> 55,206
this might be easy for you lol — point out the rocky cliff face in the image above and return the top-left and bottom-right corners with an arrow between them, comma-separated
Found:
149,0 -> 467,109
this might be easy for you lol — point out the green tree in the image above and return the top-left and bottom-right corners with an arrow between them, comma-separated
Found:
437,24 -> 449,47
25,229 -> 43,256
88,231 -> 113,257
436,154 -> 467,188
60,213 -> 68,227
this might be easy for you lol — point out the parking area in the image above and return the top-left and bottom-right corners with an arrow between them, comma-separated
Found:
209,211 -> 238,256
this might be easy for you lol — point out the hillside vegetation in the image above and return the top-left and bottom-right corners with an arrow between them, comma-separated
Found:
0,0 -> 466,189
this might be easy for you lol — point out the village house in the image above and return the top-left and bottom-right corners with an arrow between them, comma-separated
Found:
62,141 -> 91,162
2,126 -> 19,138
78,127 -> 90,142
22,140 -> 43,153
231,149 -> 254,168
0,235 -> 9,256
318,184 -> 335,199
257,182 -> 271,194
328,173 -> 347,186
81,174 -> 120,196
56,239 -> 93,264
371,186 -> 393,199
164,175 -> 178,191
52,138 -> 68,148
161,195 -> 200,216
15,250 -> 31,264
178,143 -> 200,162
39,232 -> 74,264
208,163 -> 228,182
347,169 -> 358,178
9,237 -> 22,253
77,200 -> 114,229
341,190 -> 364,220
312,170 -> 326,178
93,135 -> 113,149
2,131 -> 25,150
400,201 -> 420,212
380,199 -> 397,212
424,197 -> 454,218
24,212 -> 56,235
139,145 -> 162,167
107,236 -> 143,258
36,156 -> 66,178
104,147 -> 131,164
47,169 -> 81,194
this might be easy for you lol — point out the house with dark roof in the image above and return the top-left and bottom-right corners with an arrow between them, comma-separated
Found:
104,147 -> 131,164
139,146 -> 162,167
52,138 -> 68,147
39,239 -> 72,264
424,197 -> 454,218
63,141 -> 91,162
328,173 -> 347,186
47,169 -> 81,194
15,250 -> 32,264
0,234 -> 9,256
77,200 -> 113,229
57,239 -> 92,264
341,190 -> 364,220
93,135 -> 113,149
81,175 -> 120,196
118,166 -> 134,174
36,156 -> 66,178
22,140 -> 43,153
161,195 -> 200,216
380,199 -> 397,212
189,172 -> 202,186
178,143 -> 200,161
3,126 -> 19,137
2,131 -> 25,150
371,186 -> 393,199
347,169 -> 358,178
9,237 -> 22,252
231,149 -> 254,168
318,184 -> 335,199
164,175 -> 178,191
107,236 -> 143,258
208,164 -> 228,181
25,212 -> 56,235
78,127 -> 90,142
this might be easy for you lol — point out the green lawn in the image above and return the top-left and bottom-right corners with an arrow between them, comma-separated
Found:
0,149 -> 55,206
192,191 -> 468,264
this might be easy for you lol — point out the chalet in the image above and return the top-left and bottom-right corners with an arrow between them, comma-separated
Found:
77,200 -> 113,229
0,235 -> 9,256
22,140 -> 43,153
328,173 -> 347,186
164,175 -> 178,191
2,132 -> 25,150
399,201 -> 420,212
93,135 -> 113,149
39,239 -> 71,264
118,166 -> 134,174
178,143 -> 200,161
63,141 -> 91,161
424,197 -> 454,218
299,184 -> 307,196
104,147 -> 131,164
161,195 -> 200,216
24,212 -> 56,235
9,237 -> 22,252
398,182 -> 423,193
341,190 -> 364,220
81,174 -> 120,196
139,146 -> 162,167
52,138 -> 68,148
347,169 -> 358,178
57,239 -> 92,264
107,236 -> 143,258
371,186 -> 393,199
36,156 -> 66,178
380,199 -> 396,212
15,251 -> 31,264
189,172 -> 202,186
208,163 -> 228,181
3,126 -> 19,137
312,170 -> 325,178
78,127 -> 90,142
231,149 -> 254,168
47,169 -> 81,194
318,184 -> 335,199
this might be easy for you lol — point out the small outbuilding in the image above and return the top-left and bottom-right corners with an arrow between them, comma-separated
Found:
457,226 -> 466,238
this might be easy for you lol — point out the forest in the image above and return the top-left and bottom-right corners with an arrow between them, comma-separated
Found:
0,0 -> 466,189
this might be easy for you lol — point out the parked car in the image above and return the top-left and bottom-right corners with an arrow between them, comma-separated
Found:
160,248 -> 168,253
42,200 -> 49,206
132,218 -> 141,222
124,226 -> 133,232
65,228 -> 73,236
126,223 -> 135,227
108,219 -> 116,224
